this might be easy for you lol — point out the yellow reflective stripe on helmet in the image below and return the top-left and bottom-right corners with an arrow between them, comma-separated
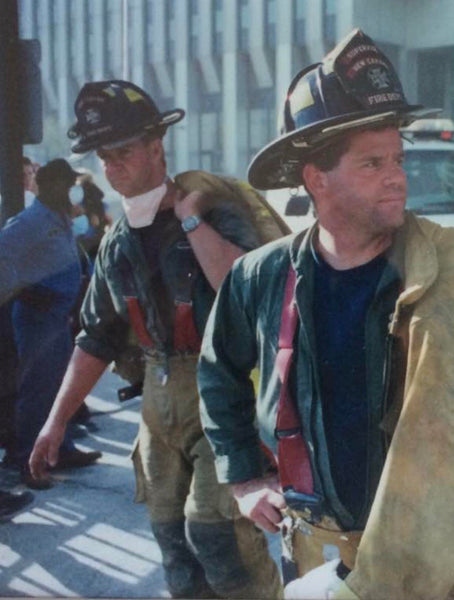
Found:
124,88 -> 145,103
289,80 -> 315,115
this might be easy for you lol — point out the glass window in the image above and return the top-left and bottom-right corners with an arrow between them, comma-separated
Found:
266,0 -> 276,48
146,1 -> 154,59
239,0 -> 249,51
190,0 -> 199,57
213,0 -> 223,55
248,89 -> 275,161
323,0 -> 336,47
294,0 -> 306,46
199,95 -> 222,171
167,0 -> 175,61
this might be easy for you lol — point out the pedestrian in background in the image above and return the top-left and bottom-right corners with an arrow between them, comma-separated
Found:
78,170 -> 112,260
23,156 -> 39,209
0,158 -> 101,490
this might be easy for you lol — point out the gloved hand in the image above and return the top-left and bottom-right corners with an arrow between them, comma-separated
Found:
284,559 -> 360,600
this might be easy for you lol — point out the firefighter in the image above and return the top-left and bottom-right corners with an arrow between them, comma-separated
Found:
198,29 -> 454,599
29,80 -> 283,599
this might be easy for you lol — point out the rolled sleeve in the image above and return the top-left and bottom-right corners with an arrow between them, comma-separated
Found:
76,249 -> 129,363
198,261 -> 264,483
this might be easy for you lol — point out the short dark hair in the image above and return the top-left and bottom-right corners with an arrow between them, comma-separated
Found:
304,136 -> 352,173
304,121 -> 402,174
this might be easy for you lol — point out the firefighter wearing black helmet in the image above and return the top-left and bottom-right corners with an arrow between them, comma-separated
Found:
198,29 -> 454,599
29,81 -> 283,598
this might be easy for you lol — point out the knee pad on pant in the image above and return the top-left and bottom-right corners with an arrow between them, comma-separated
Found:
186,520 -> 250,596
151,520 -> 214,598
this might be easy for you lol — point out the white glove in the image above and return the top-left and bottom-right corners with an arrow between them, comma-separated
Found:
284,559 -> 359,600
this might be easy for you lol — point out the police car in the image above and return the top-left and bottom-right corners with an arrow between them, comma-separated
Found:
267,119 -> 454,231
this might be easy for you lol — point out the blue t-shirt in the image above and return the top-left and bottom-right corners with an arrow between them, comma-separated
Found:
313,251 -> 386,522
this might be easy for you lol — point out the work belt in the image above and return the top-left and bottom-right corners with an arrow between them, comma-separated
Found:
282,508 -> 362,580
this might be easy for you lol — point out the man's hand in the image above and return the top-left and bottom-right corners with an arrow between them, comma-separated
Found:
230,474 -> 286,533
29,418 -> 66,479
174,190 -> 204,222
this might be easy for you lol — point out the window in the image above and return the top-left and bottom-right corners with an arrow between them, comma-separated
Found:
146,1 -> 154,60
323,0 -> 337,48
190,0 -> 199,57
265,0 -> 276,48
294,0 -> 306,46
239,0 -> 249,52
200,95 -> 222,172
213,0 -> 223,55
248,88 -> 275,162
167,0 -> 176,60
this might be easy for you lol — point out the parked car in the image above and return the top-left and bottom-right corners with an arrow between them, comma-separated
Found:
402,119 -> 454,226
267,119 -> 454,231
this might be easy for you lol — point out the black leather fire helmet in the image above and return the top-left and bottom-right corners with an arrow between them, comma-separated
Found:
248,29 -> 439,190
68,80 -> 185,154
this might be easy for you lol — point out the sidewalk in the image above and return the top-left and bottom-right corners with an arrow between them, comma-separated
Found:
0,370 -> 169,598
0,370 -> 282,598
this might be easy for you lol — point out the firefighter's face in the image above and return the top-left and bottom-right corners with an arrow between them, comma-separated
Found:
97,137 -> 166,198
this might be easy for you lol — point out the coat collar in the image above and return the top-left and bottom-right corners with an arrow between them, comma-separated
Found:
289,211 -> 439,306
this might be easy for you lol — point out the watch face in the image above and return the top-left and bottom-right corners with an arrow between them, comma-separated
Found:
182,215 -> 202,232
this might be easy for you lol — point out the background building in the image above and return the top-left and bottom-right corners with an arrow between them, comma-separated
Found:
19,0 -> 454,187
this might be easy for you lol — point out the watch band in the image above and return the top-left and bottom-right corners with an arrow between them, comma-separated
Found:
181,214 -> 202,233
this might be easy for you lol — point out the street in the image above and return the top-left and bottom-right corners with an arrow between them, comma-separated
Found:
0,369 -> 282,598
0,369 -> 169,598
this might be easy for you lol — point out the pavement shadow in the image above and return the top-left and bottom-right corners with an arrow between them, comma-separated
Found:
0,371 -> 169,599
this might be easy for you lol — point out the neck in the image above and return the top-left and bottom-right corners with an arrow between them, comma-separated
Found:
315,225 -> 392,270
159,178 -> 178,211
38,194 -> 71,215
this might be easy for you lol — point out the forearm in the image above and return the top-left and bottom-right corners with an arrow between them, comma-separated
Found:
47,346 -> 108,426
173,189 -> 246,291
186,221 -> 244,290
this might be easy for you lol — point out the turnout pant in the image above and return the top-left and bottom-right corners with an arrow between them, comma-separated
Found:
133,354 -> 282,599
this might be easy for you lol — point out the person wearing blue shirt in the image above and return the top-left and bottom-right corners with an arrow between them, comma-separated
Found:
0,159 -> 101,489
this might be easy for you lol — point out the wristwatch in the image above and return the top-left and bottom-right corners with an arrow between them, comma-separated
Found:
181,214 -> 202,233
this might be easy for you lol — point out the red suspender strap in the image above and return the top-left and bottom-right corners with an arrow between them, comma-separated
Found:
275,265 -> 322,520
173,302 -> 202,353
125,296 -> 201,353
124,296 -> 154,349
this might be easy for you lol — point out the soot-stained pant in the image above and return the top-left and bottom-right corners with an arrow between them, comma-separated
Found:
133,354 -> 283,599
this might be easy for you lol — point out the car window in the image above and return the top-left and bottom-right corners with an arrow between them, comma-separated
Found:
405,149 -> 454,215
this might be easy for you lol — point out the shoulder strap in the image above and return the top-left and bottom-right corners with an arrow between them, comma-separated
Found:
275,264 -> 323,521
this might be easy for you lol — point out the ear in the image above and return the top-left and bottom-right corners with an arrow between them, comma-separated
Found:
149,137 -> 164,156
302,163 -> 327,197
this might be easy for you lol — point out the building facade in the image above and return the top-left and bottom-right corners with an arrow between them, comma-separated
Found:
19,0 -> 454,182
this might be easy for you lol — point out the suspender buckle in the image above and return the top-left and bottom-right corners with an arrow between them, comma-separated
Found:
274,427 -> 302,439
283,488 -> 324,524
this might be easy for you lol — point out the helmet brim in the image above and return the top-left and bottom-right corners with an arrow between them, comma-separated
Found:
248,105 -> 440,190
70,108 -> 185,154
